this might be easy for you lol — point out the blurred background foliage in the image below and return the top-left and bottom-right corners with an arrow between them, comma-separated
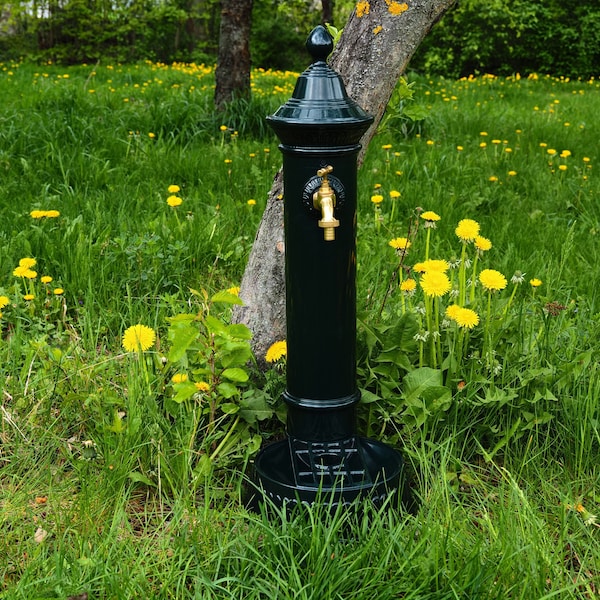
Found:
0,0 -> 598,78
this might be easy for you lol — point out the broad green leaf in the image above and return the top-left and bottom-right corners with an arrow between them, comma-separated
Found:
217,382 -> 239,399
172,381 -> 198,404
224,323 -> 253,340
220,342 -> 253,368
403,367 -> 444,403
359,388 -> 382,404
221,402 -> 240,415
239,394 -> 273,425
211,290 -> 244,305
222,367 -> 249,383
167,323 -> 199,363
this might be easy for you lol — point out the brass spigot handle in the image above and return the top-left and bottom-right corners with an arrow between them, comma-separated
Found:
313,165 -> 339,241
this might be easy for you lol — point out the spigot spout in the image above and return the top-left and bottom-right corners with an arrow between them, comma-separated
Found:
313,166 -> 339,241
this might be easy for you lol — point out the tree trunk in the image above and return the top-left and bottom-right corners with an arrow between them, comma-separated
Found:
233,0 -> 456,366
214,0 -> 253,110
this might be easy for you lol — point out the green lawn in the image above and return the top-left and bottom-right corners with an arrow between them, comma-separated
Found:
0,60 -> 598,599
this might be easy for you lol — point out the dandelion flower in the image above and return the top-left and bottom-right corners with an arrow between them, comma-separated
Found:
0,296 -> 9,309
247,199 -> 256,206
420,271 -> 451,297
168,184 -> 180,193
122,324 -> 156,352
455,219 -> 480,241
18,257 -> 36,269
41,275 -> 53,284
389,190 -> 401,199
53,288 -> 64,295
389,237 -> 411,250
13,265 -> 37,278
421,211 -> 441,222
454,307 -> 479,329
265,340 -> 287,363
445,304 -> 462,320
45,210 -> 60,218
219,125 -> 228,132
420,259 -> 449,273
30,210 -> 46,218
400,278 -> 417,292
23,294 -> 35,301
474,236 -> 492,251
195,381 -> 210,392
529,278 -> 542,287
371,194 -> 384,205
479,269 -> 507,292
171,373 -> 189,384
167,195 -> 183,207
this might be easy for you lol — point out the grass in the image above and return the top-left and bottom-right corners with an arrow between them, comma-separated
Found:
1,60 -> 599,598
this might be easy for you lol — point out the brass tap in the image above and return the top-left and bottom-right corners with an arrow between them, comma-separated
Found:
313,166 -> 339,241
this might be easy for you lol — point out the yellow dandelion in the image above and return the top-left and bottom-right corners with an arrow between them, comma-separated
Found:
122,324 -> 156,352
558,165 -> 567,171
420,271 -> 451,297
219,125 -> 228,132
421,211 -> 441,222
148,132 -> 156,139
455,219 -> 480,242
247,199 -> 256,206
45,210 -> 60,218
227,286 -> 240,296
382,144 -> 392,150
413,261 -> 427,273
508,170 -> 517,176
23,294 -> 35,301
454,307 -> 479,329
445,304 -> 462,320
400,278 -> 417,292
371,194 -> 384,204
53,288 -> 64,295
265,340 -> 287,363
474,236 -> 492,251
195,381 -> 210,392
388,237 -> 411,250
167,195 -> 183,207
171,373 -> 189,384
389,190 -> 401,199
489,176 -> 499,182
30,210 -> 46,219
168,184 -> 180,193
420,259 -> 449,273
0,296 -> 9,309
479,269 -> 507,292
19,257 -> 36,269
41,275 -> 53,283
529,278 -> 542,287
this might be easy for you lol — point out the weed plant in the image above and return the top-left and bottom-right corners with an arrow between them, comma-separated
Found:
0,61 -> 599,598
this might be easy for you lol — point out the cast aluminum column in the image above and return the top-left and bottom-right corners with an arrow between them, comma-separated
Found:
254,26 -> 404,510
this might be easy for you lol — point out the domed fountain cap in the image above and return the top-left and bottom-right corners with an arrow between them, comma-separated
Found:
267,25 -> 374,148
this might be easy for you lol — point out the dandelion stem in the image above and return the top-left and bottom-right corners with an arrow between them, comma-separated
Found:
470,252 -> 479,304
459,242 -> 468,306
